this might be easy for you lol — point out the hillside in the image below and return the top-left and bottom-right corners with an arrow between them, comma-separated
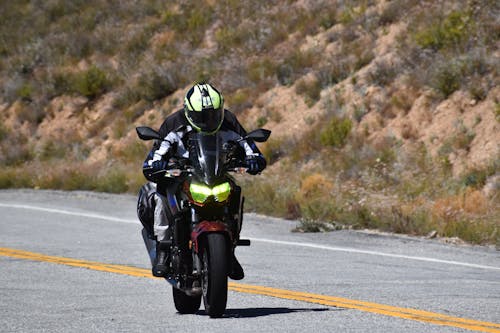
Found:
0,0 -> 498,245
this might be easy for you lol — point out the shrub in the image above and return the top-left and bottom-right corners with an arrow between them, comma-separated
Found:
320,116 -> 352,148
461,164 -> 497,189
378,0 -> 405,26
0,168 -> 33,188
390,89 -> 415,113
135,67 -> 179,102
38,141 -> 68,161
71,65 -> 110,99
316,62 -> 351,87
414,10 -> 473,51
95,169 -> 129,193
430,60 -> 462,97
256,116 -> 268,128
242,175 -> 299,219
247,58 -> 276,83
16,83 -> 33,101
276,64 -> 294,86
261,137 -> 285,165
319,7 -> 337,30
113,140 -> 148,164
276,50 -> 317,86
296,76 -> 322,107
369,60 -> 398,87
0,123 -> 8,141
226,89 -> 252,114
13,102 -> 45,124
214,26 -> 245,52
162,3 -> 214,45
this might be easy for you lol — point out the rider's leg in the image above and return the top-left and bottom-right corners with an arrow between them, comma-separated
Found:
152,192 -> 172,277
229,188 -> 244,280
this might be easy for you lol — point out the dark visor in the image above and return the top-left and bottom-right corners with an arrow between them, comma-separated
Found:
188,108 -> 223,132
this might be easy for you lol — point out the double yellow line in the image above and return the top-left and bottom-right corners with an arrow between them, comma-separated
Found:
1,247 -> 499,333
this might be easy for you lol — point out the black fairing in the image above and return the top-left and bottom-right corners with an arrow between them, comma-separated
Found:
189,132 -> 228,186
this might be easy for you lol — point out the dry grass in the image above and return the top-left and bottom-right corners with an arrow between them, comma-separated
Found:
1,0 -> 498,246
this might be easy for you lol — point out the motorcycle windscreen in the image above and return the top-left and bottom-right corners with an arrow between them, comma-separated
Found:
190,132 -> 227,186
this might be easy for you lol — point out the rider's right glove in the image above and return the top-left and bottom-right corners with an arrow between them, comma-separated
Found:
143,159 -> 169,181
152,160 -> 168,170
246,155 -> 266,175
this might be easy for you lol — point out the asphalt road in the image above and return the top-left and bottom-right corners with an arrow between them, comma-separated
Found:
0,189 -> 499,333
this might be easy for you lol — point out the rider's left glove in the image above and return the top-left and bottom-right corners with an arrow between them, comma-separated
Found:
246,155 -> 266,175
151,160 -> 168,172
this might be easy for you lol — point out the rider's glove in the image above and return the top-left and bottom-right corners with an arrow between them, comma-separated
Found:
246,155 -> 266,175
143,160 -> 169,182
151,160 -> 168,172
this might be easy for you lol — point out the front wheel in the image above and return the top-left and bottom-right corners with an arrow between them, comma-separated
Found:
172,287 -> 201,314
201,233 -> 228,318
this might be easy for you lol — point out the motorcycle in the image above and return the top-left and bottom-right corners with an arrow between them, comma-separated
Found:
136,126 -> 271,318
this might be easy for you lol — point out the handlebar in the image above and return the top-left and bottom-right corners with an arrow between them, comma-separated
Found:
162,164 -> 248,178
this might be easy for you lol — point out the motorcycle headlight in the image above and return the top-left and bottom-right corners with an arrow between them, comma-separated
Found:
212,182 -> 231,202
190,182 -> 231,204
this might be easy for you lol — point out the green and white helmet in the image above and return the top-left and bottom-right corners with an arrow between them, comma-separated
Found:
184,83 -> 224,134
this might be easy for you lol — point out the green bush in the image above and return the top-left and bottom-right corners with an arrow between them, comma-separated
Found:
430,61 -> 462,97
414,10 -> 473,51
256,116 -> 268,128
16,83 -> 33,101
71,65 -> 109,99
320,117 -> 352,147
0,168 -> 33,188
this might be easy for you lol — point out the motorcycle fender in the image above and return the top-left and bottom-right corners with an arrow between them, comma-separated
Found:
191,221 -> 231,254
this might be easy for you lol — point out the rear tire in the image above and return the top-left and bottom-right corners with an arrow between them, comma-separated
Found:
172,287 -> 201,314
201,233 -> 228,318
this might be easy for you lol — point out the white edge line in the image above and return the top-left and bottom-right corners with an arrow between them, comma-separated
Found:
1,203 -> 499,271
0,203 -> 138,224
248,238 -> 500,271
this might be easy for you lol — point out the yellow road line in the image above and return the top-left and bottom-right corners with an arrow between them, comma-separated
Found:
1,247 -> 499,333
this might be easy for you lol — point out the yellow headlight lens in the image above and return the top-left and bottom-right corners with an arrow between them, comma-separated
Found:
190,182 -> 231,203
212,182 -> 231,202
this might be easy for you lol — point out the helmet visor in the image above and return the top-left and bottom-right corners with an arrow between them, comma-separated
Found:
187,107 -> 224,133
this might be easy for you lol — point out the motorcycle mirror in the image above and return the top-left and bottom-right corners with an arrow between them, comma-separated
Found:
241,129 -> 271,143
136,126 -> 162,141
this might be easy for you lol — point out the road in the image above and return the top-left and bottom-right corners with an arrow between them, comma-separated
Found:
0,189 -> 499,332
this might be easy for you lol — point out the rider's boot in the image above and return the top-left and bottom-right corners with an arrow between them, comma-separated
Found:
152,240 -> 170,277
229,251 -> 244,280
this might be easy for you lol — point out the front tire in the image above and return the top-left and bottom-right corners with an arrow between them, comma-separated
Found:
172,287 -> 201,314
201,233 -> 228,318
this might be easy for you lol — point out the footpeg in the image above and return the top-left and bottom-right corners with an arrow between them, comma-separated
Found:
236,239 -> 251,246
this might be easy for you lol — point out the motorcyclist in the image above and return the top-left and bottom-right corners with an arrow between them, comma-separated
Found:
138,82 -> 266,279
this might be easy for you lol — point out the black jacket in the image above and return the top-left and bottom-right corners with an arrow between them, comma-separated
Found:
143,109 -> 263,183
